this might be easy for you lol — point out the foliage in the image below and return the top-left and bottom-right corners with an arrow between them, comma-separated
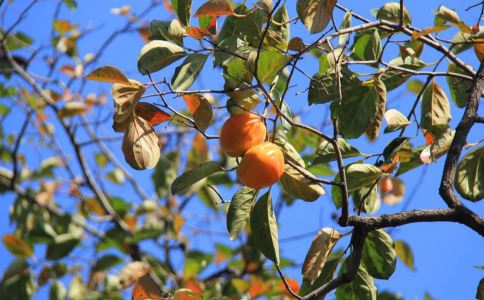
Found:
0,0 -> 483,299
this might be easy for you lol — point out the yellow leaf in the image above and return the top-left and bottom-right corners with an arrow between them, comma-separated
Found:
86,66 -> 131,85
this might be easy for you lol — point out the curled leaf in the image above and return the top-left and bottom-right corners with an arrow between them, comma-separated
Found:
112,80 -> 147,132
85,66 -> 130,85
302,228 -> 341,284
122,116 -> 161,170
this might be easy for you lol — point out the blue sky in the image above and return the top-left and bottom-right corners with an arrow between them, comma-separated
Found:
1,0 -> 483,299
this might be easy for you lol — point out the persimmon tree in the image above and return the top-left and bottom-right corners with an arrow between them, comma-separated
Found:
0,0 -> 483,299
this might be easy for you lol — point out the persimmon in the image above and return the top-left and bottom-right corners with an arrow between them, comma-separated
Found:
236,142 -> 284,189
219,112 -> 266,157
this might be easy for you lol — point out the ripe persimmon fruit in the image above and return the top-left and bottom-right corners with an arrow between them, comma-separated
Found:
219,112 -> 266,157
236,142 -> 285,189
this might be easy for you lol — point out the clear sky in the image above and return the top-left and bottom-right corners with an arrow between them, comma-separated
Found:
1,0 -> 483,299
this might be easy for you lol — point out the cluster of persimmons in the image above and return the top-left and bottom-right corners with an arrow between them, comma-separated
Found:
219,112 -> 284,189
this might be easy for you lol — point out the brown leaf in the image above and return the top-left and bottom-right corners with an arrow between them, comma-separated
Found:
86,66 -> 131,85
187,27 -> 210,40
288,37 -> 305,51
57,101 -> 87,119
182,94 -> 213,132
135,102 -> 171,126
411,25 -> 451,40
119,261 -> 150,288
2,234 -> 33,258
137,27 -> 151,42
36,181 -> 61,206
60,65 -> 76,78
122,116 -> 161,170
366,78 -> 387,140
382,177 -> 406,205
302,227 -> 341,284
132,274 -> 163,300
194,0 -> 233,17
249,275 -> 272,298
112,80 -> 147,132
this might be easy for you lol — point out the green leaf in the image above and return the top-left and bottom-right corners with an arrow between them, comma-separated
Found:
395,240 -> 415,270
92,254 -> 124,272
352,184 -> 379,214
171,0 -> 192,26
434,5 -> 460,25
396,145 -> 426,176
46,234 -> 81,260
279,164 -> 326,202
183,93 -> 213,132
137,40 -> 186,74
346,164 -> 383,192
335,263 -> 377,300
150,20 -> 186,45
171,161 -> 224,195
264,5 -> 290,50
255,49 -> 288,84
362,229 -> 396,279
85,65 -> 130,85
375,2 -> 412,25
0,259 -> 36,300
217,4 -> 263,49
49,280 -> 67,300
153,151 -> 180,198
382,57 -> 426,91
313,138 -> 364,164
420,79 -> 451,135
274,132 -> 305,167
384,109 -> 411,133
171,54 -> 208,90
339,11 -> 352,45
297,0 -> 337,34
382,137 -> 413,162
2,235 -> 33,258
227,187 -> 258,240
308,67 -> 361,104
450,31 -> 474,55
331,80 -> 381,139
352,29 -> 382,64
447,63 -> 473,108
183,250 -> 213,280
454,147 -> 484,202
250,192 -> 280,264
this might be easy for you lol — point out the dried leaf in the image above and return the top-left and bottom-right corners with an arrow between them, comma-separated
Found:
119,261 -> 150,288
135,103 -> 171,126
297,0 -> 337,34
194,0 -> 233,17
112,80 -> 147,132
86,66 -> 131,85
183,94 -> 213,132
132,274 -> 163,300
302,228 -> 341,284
122,116 -> 161,170
2,234 -> 33,258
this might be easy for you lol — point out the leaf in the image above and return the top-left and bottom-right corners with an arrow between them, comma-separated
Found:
106,168 -> 125,184
171,0 -> 191,26
182,93 -> 213,132
302,228 -> 341,284
153,151 -> 180,198
171,161 -> 223,195
476,277 -> 484,300
384,109 -> 411,133
137,40 -> 186,74
194,0 -> 233,17
300,258 -> 340,296
150,20 -> 186,45
122,116 -> 161,170
335,263 -> 377,300
119,261 -> 150,288
362,229 -> 396,279
274,132 -> 305,167
366,79 -> 387,140
382,57 -> 426,91
339,11 -> 352,44
352,29 -> 382,63
254,49 -> 288,84
279,164 -> 326,202
375,2 -> 411,25
2,235 -> 33,258
250,192 -> 280,264
85,66 -> 130,85
353,184 -> 379,214
67,276 -> 86,300
92,254 -> 124,272
382,177 -> 405,205
112,80 -> 147,132
184,251 -> 212,280
434,5 -> 460,25
264,5 -> 290,50
135,103 -> 171,127
447,63 -> 473,108
331,80 -> 381,139
313,138 -> 363,164
227,187 -> 258,240
171,54 -> 208,90
454,147 -> 484,202
46,233 -> 81,260
420,80 -> 451,135
395,240 -> 415,270
57,101 -> 87,119
297,0 -> 337,34
49,280 -> 67,300
412,25 -> 451,39
132,274 -> 163,300
346,164 -> 383,192
308,67 -> 361,104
